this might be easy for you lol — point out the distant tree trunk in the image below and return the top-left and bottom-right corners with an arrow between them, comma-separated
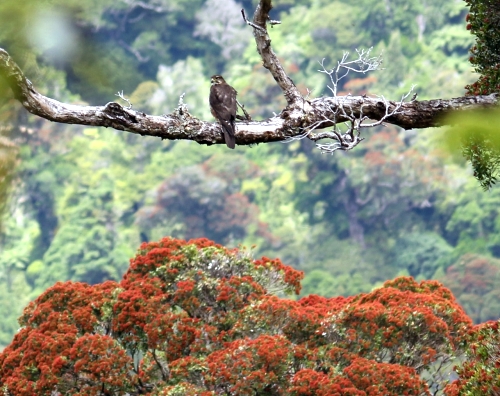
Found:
343,192 -> 366,248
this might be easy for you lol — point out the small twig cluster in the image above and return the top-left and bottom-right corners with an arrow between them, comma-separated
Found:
173,93 -> 191,118
305,50 -> 415,153
115,91 -> 133,109
315,87 -> 415,154
320,48 -> 382,97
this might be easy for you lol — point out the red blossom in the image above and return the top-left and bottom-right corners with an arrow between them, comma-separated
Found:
0,238 -> 475,395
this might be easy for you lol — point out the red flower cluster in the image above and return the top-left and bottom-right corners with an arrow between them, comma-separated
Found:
0,237 -> 479,395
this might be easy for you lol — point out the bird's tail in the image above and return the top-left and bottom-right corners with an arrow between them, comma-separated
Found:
223,131 -> 236,149
221,121 -> 236,149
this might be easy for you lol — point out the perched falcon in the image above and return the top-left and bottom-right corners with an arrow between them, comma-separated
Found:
209,75 -> 237,149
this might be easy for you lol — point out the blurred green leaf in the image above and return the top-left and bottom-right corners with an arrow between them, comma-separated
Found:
443,109 -> 500,189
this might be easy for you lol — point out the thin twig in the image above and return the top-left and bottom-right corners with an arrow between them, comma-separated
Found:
115,91 -> 133,109
236,100 -> 252,121
241,9 -> 266,32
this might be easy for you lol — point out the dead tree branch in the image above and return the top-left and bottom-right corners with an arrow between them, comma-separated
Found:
0,0 -> 499,149
248,0 -> 303,105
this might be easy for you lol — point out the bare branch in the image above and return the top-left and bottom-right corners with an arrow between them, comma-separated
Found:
268,18 -> 281,26
118,39 -> 150,63
319,48 -> 383,97
247,0 -> 303,105
236,100 -> 252,121
121,0 -> 168,13
311,53 -> 410,153
151,349 -> 169,381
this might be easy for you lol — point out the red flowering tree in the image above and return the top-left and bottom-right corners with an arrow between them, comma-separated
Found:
0,237 -> 475,395
445,320 -> 500,395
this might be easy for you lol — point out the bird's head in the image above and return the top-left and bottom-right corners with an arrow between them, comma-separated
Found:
211,75 -> 226,86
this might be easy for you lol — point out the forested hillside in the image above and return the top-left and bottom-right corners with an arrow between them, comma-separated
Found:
0,0 -> 498,349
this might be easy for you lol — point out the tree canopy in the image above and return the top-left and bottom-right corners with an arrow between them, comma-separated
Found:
0,237 -> 486,395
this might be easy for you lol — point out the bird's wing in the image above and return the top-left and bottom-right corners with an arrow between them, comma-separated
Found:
210,85 -> 237,121
210,84 -> 237,148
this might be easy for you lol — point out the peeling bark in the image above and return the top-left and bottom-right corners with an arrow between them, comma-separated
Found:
0,0 -> 499,148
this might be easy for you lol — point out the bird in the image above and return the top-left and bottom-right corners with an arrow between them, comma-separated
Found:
209,75 -> 237,149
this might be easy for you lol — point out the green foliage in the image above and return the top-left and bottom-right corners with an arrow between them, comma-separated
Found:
0,273 -> 30,348
443,109 -> 500,189
392,232 -> 454,279
0,216 -> 34,348
0,0 -> 217,103
301,269 -> 368,297
0,216 -> 39,288
36,176 -> 129,289
0,137 -> 17,226
435,175 -> 500,285
458,0 -> 500,188
464,0 -> 500,95
435,254 -> 500,323
148,57 -> 212,119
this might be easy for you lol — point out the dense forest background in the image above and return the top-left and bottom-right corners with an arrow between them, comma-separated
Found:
0,0 -> 498,348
